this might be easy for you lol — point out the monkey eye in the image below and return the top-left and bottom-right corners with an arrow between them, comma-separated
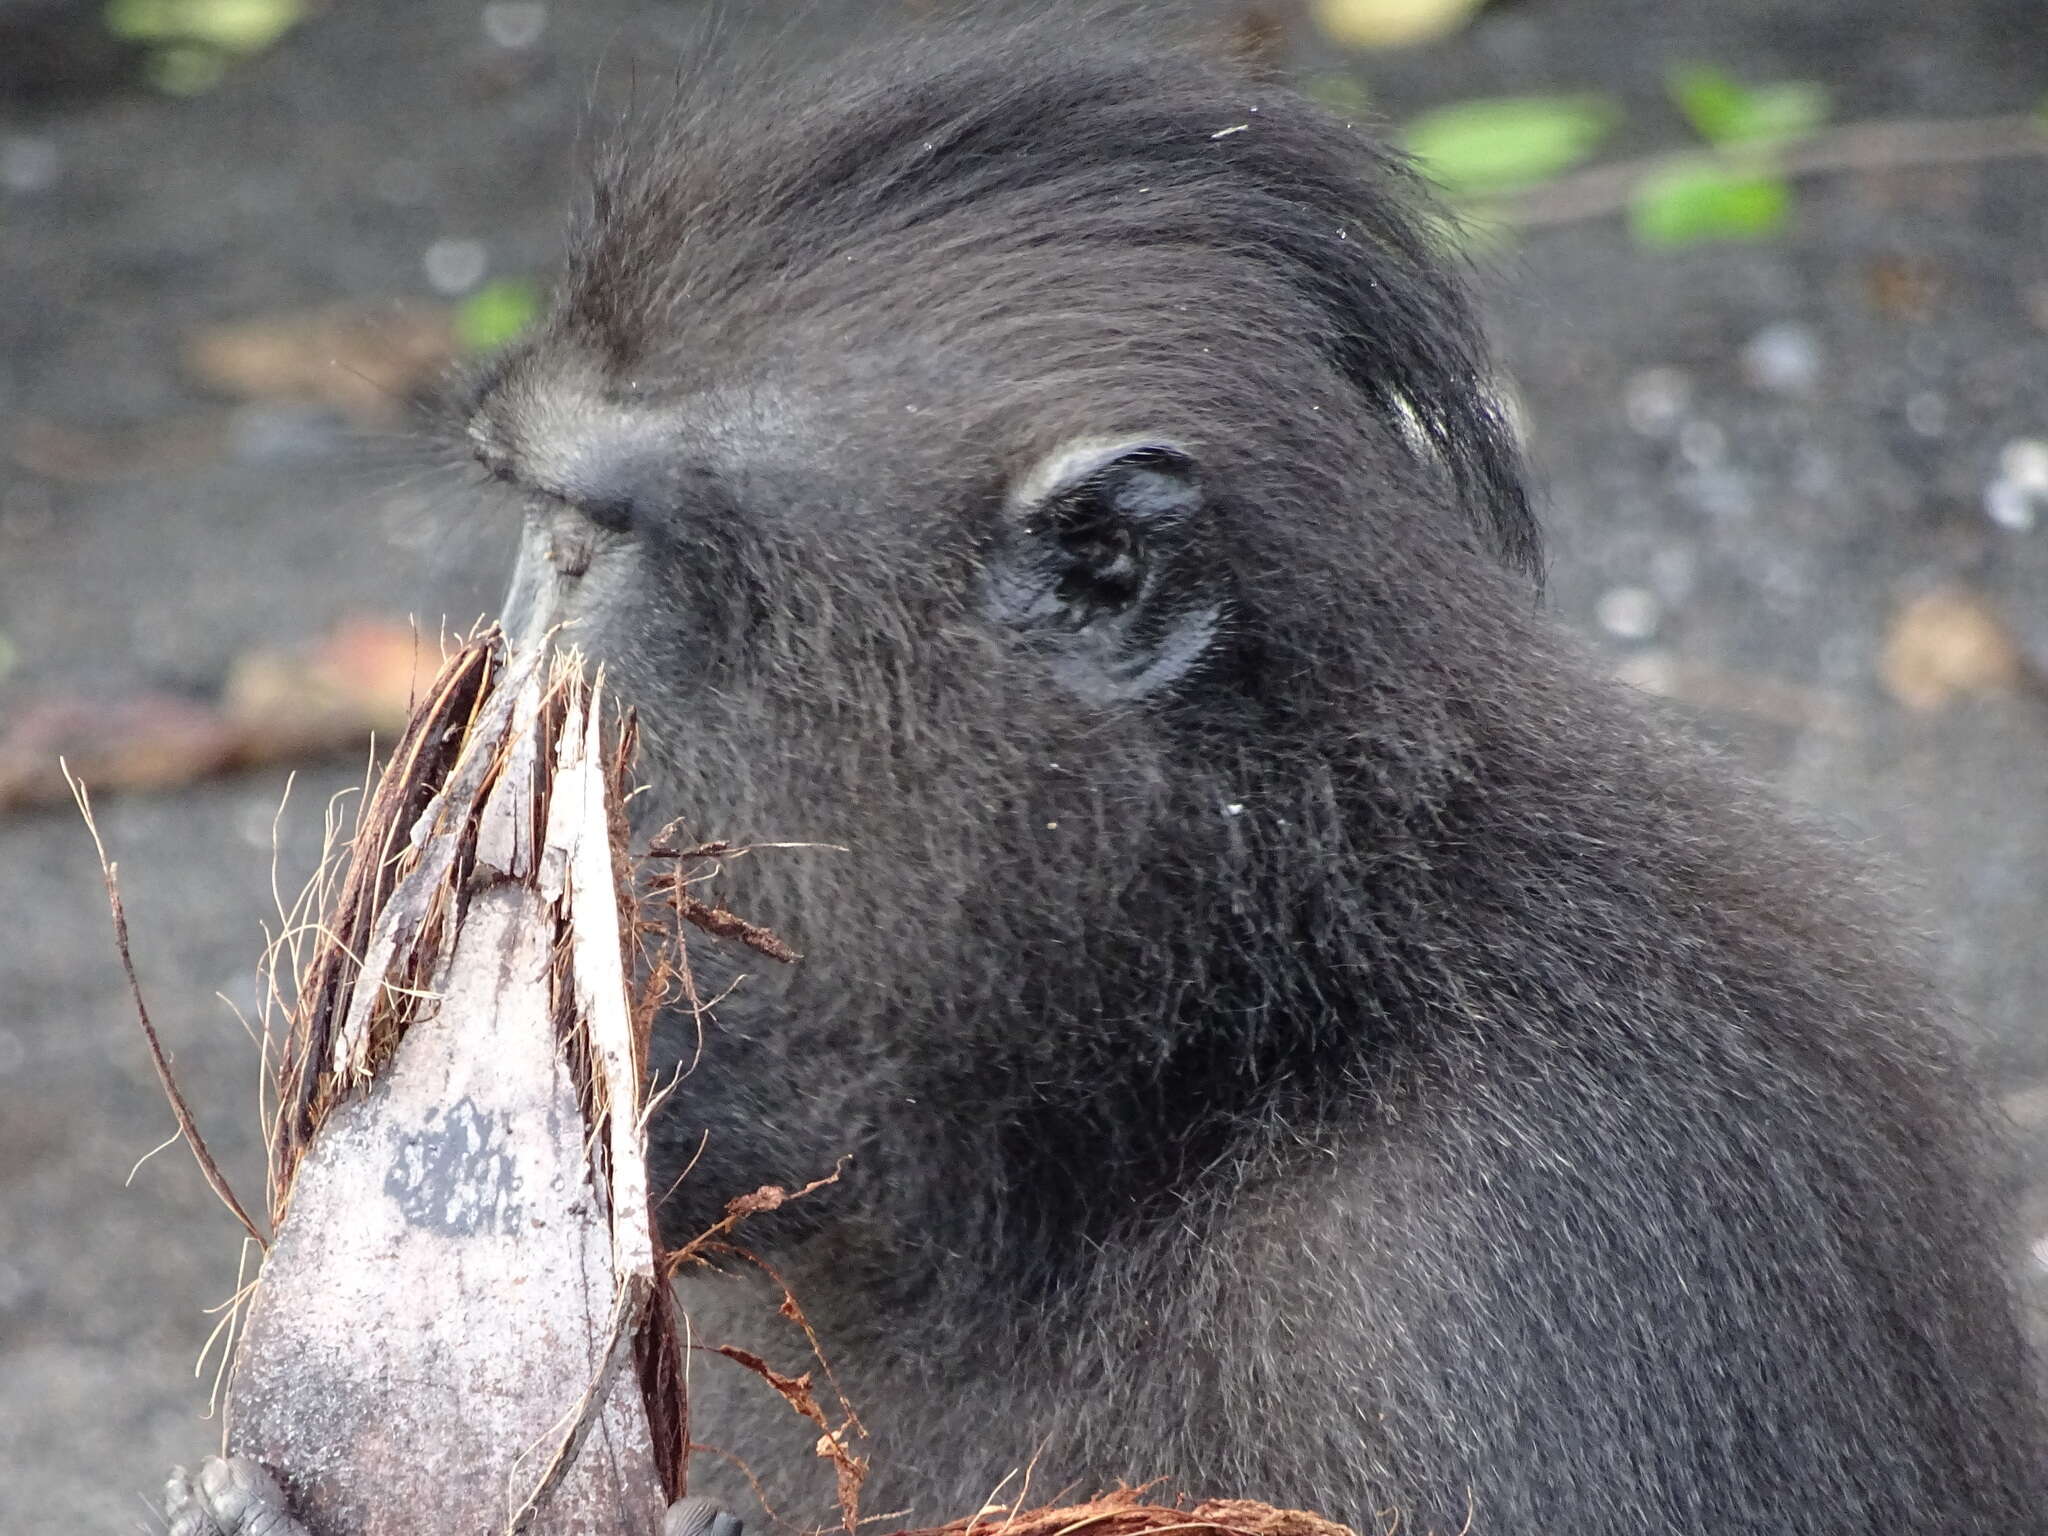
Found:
1032,453 -> 1183,612
993,441 -> 1200,626
986,439 -> 1216,698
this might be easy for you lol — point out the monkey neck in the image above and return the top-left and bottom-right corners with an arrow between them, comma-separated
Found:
655,626 -> 1743,1317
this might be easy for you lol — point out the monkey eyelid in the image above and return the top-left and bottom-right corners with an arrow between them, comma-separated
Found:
1007,437 -> 1196,519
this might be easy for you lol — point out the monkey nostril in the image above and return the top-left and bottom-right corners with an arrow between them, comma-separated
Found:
549,522 -> 598,578
468,415 -> 517,483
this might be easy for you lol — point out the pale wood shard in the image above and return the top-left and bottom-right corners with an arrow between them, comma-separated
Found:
476,655 -> 549,881
560,677 -> 657,1282
505,674 -> 668,1535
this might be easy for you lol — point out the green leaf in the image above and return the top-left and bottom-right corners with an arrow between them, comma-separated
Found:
144,42 -> 228,94
456,279 -> 542,352
1667,64 -> 1828,147
1630,159 -> 1793,246
106,0 -> 174,40
107,0 -> 300,54
1403,94 -> 1620,197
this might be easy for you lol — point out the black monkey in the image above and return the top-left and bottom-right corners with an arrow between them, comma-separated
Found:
172,15 -> 2047,1536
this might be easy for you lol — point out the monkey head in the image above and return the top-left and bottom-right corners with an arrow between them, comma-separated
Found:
452,27 -> 1544,1234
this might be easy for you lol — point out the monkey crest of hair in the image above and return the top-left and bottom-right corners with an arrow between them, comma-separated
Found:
454,11 -> 2047,1536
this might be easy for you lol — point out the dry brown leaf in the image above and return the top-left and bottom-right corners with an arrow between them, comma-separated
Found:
0,618 -> 429,813
1879,587 -> 2027,711
4,693 -> 246,811
185,303 -> 458,424
1863,255 -> 1945,324
224,617 -> 429,736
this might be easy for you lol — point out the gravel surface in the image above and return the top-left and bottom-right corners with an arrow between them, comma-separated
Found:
1,1 -> 2043,1528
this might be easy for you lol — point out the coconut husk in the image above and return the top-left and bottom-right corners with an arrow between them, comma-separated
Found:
226,629 -> 679,1536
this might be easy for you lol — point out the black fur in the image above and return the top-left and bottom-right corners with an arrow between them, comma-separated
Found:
461,15 -> 2045,1533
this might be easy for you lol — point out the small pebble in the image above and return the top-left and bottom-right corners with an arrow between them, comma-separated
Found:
1623,367 -> 1690,438
483,1 -> 548,48
1677,419 -> 1726,470
372,158 -> 432,207
1740,322 -> 1823,397
1998,438 -> 2048,493
1904,391 -> 1947,438
1983,438 -> 2048,532
424,237 -> 489,295
1595,586 -> 1661,642
0,135 -> 58,195
1983,480 -> 2037,533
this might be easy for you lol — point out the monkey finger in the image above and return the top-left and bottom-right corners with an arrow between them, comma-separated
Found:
665,1494 -> 748,1536
163,1457 -> 311,1536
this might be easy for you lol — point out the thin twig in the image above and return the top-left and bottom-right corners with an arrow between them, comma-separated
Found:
1491,111 -> 2048,231
65,760 -> 268,1248
666,884 -> 802,964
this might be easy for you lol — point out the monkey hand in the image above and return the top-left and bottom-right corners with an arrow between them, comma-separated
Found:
664,1496 -> 747,1536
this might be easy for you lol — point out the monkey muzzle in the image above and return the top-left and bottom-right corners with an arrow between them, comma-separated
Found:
502,501 -> 612,655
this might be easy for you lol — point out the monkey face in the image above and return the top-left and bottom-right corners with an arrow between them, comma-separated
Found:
461,336 -> 1237,747
432,28 -> 1560,1258
442,23 -> 1546,985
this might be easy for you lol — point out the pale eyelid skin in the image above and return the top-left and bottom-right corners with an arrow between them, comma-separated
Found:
1006,436 -> 1193,517
1005,436 -> 1221,703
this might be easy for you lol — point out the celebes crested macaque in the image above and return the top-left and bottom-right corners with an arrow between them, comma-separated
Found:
166,15 -> 2046,1536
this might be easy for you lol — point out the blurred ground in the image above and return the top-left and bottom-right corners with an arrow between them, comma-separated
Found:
1,1 -> 2044,1528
